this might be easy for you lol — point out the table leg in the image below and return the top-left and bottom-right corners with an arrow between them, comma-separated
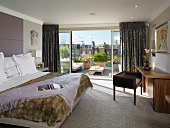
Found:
142,75 -> 146,92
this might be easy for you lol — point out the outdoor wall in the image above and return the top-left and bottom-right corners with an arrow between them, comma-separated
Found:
149,6 -> 170,73
23,20 -> 42,65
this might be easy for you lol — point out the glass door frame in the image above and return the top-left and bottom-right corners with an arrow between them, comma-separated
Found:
59,31 -> 72,73
111,30 -> 121,77
59,29 -> 120,80
71,29 -> 112,80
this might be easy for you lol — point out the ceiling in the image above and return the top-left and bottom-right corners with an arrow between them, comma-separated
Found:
0,0 -> 170,28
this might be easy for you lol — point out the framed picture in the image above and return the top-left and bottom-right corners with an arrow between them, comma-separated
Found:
155,21 -> 170,53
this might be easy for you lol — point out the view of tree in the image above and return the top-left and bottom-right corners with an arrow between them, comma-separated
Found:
60,46 -> 70,59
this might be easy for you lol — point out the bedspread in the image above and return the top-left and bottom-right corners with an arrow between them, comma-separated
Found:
0,73 -> 93,126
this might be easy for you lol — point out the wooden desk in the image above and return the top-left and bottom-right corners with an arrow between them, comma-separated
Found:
136,66 -> 170,113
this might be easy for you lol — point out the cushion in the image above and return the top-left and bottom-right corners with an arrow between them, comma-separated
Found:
4,54 -> 23,70
72,63 -> 81,70
5,67 -> 20,78
0,52 -> 4,62
0,52 -> 8,84
136,78 -> 142,86
13,53 -> 38,76
114,72 -> 142,87
4,56 -> 22,78
72,61 -> 84,71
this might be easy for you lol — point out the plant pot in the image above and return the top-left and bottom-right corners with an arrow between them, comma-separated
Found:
96,62 -> 105,67
84,62 -> 90,69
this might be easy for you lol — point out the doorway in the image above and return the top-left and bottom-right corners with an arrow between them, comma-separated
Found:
71,30 -> 112,79
59,30 -> 121,80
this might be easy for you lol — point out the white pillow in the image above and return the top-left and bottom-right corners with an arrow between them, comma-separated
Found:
5,67 -> 20,78
0,52 -> 8,84
13,53 -> 38,76
4,57 -> 22,78
0,52 -> 4,62
4,55 -> 23,70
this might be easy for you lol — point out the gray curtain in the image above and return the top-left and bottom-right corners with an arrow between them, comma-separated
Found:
120,22 -> 146,72
42,25 -> 60,72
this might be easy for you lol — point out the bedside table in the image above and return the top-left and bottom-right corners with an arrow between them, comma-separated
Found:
37,67 -> 49,72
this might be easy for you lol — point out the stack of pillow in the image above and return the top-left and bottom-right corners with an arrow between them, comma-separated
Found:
0,52 -> 8,84
0,52 -> 38,84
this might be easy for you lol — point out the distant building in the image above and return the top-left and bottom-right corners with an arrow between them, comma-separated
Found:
104,43 -> 111,60
72,43 -> 93,59
59,44 -> 70,49
60,41 -> 116,62
72,44 -> 81,59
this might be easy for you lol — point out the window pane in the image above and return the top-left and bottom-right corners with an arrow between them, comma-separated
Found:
59,33 -> 70,73
72,30 -> 112,78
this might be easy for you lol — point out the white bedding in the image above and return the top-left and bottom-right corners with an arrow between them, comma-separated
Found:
0,71 -> 49,92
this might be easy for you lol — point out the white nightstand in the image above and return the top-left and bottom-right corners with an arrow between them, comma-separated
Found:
37,67 -> 49,72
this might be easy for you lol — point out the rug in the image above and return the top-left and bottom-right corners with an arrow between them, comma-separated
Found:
60,87 -> 170,128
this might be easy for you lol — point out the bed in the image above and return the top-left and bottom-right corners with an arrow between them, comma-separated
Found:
0,52 -> 93,128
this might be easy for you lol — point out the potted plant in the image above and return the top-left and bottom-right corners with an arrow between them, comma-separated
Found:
74,57 -> 83,62
82,56 -> 91,69
142,49 -> 151,70
142,49 -> 150,62
113,55 -> 120,64
92,52 -> 108,67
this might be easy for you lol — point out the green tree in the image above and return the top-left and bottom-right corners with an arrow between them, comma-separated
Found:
60,46 -> 70,59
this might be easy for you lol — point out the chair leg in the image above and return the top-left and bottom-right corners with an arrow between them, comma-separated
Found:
141,84 -> 142,95
123,88 -> 125,92
113,84 -> 115,101
134,89 -> 136,105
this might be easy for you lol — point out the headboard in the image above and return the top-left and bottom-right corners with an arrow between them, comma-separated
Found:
0,12 -> 23,57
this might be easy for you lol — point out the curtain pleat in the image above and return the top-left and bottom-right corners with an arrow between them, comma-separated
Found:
120,22 -> 146,72
42,25 -> 60,72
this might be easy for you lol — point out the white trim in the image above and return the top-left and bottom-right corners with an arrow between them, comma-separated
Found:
59,23 -> 119,28
0,5 -> 44,25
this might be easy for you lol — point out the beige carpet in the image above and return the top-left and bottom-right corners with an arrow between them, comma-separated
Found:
60,85 -> 170,128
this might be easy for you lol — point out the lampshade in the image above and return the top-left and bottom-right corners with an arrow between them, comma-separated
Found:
32,50 -> 42,57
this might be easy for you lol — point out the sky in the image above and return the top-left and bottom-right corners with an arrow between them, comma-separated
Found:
59,30 -> 120,45
72,30 -> 111,45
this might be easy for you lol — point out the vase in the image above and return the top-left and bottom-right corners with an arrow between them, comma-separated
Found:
143,61 -> 151,71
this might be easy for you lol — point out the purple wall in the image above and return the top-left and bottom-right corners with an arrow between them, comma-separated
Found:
0,12 -> 23,57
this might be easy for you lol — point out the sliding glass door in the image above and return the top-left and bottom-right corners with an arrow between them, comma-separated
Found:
112,31 -> 121,75
71,30 -> 112,79
59,30 -> 121,79
59,32 -> 71,73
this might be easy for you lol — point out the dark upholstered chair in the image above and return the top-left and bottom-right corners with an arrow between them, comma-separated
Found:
113,71 -> 142,105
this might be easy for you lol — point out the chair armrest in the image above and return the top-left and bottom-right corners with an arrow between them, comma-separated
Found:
113,71 -> 142,88
113,75 -> 136,88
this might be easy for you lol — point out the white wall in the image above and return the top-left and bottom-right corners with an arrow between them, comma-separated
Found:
149,6 -> 170,73
23,20 -> 42,65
